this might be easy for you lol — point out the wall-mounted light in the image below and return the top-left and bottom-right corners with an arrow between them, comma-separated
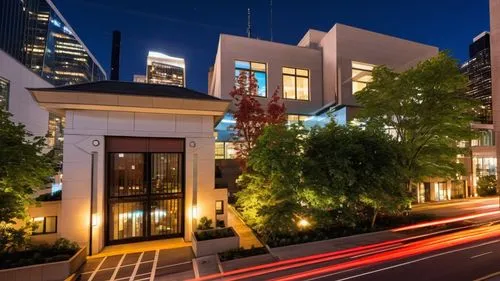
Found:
191,206 -> 198,219
189,141 -> 196,148
92,213 -> 99,227
92,139 -> 100,147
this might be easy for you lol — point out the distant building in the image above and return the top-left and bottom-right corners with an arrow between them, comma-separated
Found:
133,74 -> 147,83
146,51 -> 185,87
461,32 -> 492,124
0,0 -> 107,86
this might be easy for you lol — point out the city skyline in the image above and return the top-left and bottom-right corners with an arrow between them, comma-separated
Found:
51,0 -> 490,93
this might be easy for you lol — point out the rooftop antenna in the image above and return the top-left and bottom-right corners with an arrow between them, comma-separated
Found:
269,0 -> 273,41
247,8 -> 252,38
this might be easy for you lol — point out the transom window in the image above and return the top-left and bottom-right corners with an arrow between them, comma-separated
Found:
234,60 -> 267,97
282,67 -> 309,100
352,61 -> 375,95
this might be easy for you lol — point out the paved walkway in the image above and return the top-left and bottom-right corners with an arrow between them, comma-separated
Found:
227,205 -> 263,249
93,238 -> 190,258
78,247 -> 194,281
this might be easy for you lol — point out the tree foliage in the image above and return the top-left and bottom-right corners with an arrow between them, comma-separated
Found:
230,71 -> 286,169
356,52 -> 477,189
476,175 -> 498,197
0,109 -> 54,252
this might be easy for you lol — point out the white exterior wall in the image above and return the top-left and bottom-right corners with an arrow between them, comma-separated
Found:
212,34 -> 323,115
61,110 -> 226,254
0,50 -> 51,136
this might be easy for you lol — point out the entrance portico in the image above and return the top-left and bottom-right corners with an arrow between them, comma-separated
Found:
29,81 -> 230,254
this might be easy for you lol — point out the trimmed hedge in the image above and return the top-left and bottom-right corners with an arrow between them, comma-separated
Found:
195,227 -> 236,241
218,246 -> 268,262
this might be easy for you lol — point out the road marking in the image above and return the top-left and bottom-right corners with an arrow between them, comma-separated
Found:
475,271 -> 500,281
149,249 -> 160,281
470,251 -> 493,259
87,256 -> 107,281
349,245 -> 403,259
129,252 -> 145,281
305,239 -> 500,281
155,260 -> 192,270
109,254 -> 126,280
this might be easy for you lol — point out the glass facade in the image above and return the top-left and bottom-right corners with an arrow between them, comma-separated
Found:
461,33 -> 492,124
282,67 -> 309,100
352,61 -> 374,95
0,77 -> 10,110
234,60 -> 267,97
0,0 -> 107,86
107,151 -> 183,242
147,62 -> 185,87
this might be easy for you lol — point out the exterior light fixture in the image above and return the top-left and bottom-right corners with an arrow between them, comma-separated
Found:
192,206 -> 198,219
298,218 -> 310,228
92,214 -> 99,227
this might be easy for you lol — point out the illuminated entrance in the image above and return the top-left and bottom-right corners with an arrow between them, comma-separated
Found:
106,137 -> 184,244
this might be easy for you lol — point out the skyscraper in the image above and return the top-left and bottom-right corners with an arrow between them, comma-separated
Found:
461,32 -> 492,123
146,51 -> 185,87
0,0 -> 107,86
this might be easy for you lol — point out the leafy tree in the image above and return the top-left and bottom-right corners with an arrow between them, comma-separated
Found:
304,122 -> 408,228
476,175 -> 498,197
236,124 -> 306,237
0,109 -> 54,252
356,52 -> 477,192
230,72 -> 286,169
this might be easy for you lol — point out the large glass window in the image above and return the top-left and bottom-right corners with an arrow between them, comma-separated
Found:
234,60 -> 267,97
352,61 -> 375,95
215,142 -> 236,160
32,216 -> 57,235
282,67 -> 309,100
287,114 -> 310,126
108,151 -> 183,242
471,130 -> 495,147
475,157 -> 497,178
0,77 -> 9,110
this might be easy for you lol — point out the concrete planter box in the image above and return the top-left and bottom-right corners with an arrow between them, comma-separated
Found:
0,247 -> 87,281
192,227 -> 239,257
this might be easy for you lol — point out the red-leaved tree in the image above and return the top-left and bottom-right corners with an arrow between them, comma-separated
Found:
230,71 -> 286,169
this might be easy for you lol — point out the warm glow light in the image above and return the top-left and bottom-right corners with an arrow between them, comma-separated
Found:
192,206 -> 198,219
92,214 -> 99,227
298,219 -> 310,228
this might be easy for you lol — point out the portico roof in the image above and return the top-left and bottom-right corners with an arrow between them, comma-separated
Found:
28,81 -> 230,117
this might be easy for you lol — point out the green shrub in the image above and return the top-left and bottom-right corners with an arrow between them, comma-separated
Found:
477,175 -> 498,196
195,227 -> 235,241
0,238 -> 80,269
197,216 -> 213,230
218,246 -> 268,262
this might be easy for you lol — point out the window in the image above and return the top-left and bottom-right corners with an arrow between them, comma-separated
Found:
282,67 -> 309,100
32,216 -> 57,235
235,60 -> 267,97
0,77 -> 9,110
352,61 -> 375,95
471,130 -> 495,147
215,142 -> 237,159
215,200 -> 224,215
287,114 -> 310,125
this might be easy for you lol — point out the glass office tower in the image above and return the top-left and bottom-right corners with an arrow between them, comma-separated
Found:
0,0 -> 106,86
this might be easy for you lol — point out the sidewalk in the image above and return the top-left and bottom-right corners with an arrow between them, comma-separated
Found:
269,230 -> 406,260
227,206 -> 263,249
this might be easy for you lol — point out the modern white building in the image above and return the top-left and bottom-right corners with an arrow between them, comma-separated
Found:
29,81 -> 230,254
209,23 -> 450,201
146,51 -> 186,87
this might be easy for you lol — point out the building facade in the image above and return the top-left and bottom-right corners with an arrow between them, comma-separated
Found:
491,0 -> 500,190
208,24 -> 440,197
29,81 -> 230,253
0,0 -> 107,86
146,51 -> 186,87
133,74 -> 147,83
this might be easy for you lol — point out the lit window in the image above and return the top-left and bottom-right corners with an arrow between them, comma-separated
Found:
282,67 -> 309,100
287,114 -> 310,126
215,200 -> 224,215
32,216 -> 57,235
352,61 -> 375,95
235,60 -> 267,97
214,142 -> 237,159
215,142 -> 225,159
0,77 -> 9,110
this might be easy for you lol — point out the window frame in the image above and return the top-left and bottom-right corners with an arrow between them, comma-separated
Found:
215,200 -> 224,215
234,60 -> 268,97
351,61 -> 375,95
32,216 -> 58,235
282,67 -> 310,101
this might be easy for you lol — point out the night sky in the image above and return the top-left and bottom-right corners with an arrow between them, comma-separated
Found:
52,0 -> 490,93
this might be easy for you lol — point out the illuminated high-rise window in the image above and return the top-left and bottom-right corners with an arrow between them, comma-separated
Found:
352,61 -> 375,95
146,52 -> 185,87
282,67 -> 309,100
234,60 -> 267,97
0,77 -> 9,110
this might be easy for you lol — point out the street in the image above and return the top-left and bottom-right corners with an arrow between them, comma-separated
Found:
412,197 -> 500,217
193,213 -> 500,281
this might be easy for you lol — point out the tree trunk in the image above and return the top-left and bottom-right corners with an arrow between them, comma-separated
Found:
371,208 -> 378,229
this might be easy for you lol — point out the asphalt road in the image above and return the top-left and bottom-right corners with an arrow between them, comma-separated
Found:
412,197 -> 500,217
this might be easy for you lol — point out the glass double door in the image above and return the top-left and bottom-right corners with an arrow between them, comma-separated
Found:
108,152 -> 183,243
